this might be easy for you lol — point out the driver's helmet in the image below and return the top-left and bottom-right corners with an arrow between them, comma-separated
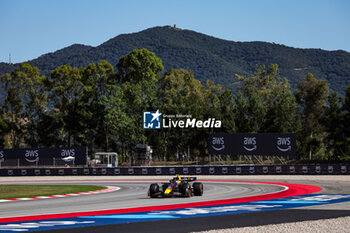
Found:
175,175 -> 182,184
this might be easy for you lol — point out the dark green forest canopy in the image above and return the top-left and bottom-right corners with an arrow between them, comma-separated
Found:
1,25 -> 350,105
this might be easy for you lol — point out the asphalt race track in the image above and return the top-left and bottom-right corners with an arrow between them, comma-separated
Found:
0,176 -> 350,232
0,180 -> 286,218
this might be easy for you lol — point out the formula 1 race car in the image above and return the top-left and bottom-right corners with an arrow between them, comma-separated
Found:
148,175 -> 203,198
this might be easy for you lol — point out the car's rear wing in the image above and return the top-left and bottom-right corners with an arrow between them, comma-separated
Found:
181,177 -> 197,182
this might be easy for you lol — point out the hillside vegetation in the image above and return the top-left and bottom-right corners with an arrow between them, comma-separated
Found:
1,25 -> 349,100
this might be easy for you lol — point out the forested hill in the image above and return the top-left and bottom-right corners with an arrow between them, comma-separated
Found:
1,25 -> 350,95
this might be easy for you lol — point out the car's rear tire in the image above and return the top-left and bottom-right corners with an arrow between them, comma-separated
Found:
149,183 -> 159,198
193,182 -> 203,196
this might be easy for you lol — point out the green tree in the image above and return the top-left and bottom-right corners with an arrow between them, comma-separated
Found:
81,60 -> 118,152
217,88 -> 236,133
341,86 -> 350,160
103,87 -> 132,158
158,68 -> 207,159
234,92 -> 249,132
116,48 -> 163,84
266,81 -> 300,133
324,92 -> 345,160
201,80 -> 235,156
0,63 -> 48,148
0,117 -> 9,147
46,65 -> 86,147
234,64 -> 299,133
203,80 -> 235,133
295,73 -> 329,160
158,69 -> 204,115
116,49 -> 164,155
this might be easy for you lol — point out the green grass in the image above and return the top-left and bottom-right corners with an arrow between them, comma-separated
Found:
0,185 -> 107,199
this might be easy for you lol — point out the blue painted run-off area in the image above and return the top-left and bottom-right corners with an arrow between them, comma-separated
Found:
1,194 -> 350,232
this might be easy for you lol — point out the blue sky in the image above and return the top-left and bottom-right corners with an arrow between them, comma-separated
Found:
0,0 -> 349,63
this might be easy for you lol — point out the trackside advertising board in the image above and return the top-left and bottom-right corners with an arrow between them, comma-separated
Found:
0,147 -> 87,166
209,133 -> 296,157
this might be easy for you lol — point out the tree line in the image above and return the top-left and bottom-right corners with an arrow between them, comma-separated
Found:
0,49 -> 349,162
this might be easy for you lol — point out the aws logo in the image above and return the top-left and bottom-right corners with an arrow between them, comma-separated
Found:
212,137 -> 225,151
61,149 -> 75,157
277,137 -> 291,152
243,137 -> 257,151
25,150 -> 39,163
